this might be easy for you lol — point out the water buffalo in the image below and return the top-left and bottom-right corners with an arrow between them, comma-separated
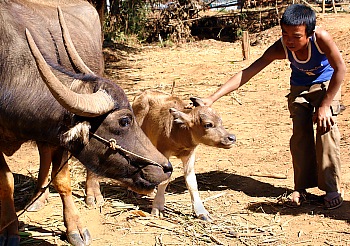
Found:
0,1 -> 172,245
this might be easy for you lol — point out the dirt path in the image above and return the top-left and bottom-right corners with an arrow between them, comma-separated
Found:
6,12 -> 350,246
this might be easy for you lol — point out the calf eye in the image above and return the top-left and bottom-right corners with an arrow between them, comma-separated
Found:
204,122 -> 213,129
119,116 -> 131,127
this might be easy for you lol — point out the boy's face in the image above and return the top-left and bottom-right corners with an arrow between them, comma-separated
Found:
281,24 -> 310,52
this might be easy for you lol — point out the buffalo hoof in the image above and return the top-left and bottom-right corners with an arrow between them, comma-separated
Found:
85,195 -> 104,208
67,228 -> 91,246
0,235 -> 20,246
197,213 -> 212,222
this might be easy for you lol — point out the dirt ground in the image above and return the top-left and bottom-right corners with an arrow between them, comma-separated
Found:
5,12 -> 350,246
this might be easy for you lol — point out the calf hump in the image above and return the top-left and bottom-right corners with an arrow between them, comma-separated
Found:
132,93 -> 151,126
132,89 -> 183,124
132,90 -> 185,139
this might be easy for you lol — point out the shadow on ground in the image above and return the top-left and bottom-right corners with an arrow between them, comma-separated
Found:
93,170 -> 350,223
13,169 -> 350,241
169,170 -> 287,197
167,170 -> 350,223
13,174 -> 63,246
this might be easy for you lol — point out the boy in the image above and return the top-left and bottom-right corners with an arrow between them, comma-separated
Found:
200,4 -> 346,209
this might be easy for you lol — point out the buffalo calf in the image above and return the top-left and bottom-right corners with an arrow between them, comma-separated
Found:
132,89 -> 236,221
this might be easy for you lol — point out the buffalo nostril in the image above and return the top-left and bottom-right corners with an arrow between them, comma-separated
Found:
228,134 -> 236,143
163,161 -> 173,173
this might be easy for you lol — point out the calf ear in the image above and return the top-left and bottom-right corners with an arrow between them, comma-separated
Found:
169,108 -> 191,125
190,97 -> 205,107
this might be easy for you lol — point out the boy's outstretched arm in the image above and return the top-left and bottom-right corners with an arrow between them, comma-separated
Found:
202,39 -> 286,106
313,28 -> 346,133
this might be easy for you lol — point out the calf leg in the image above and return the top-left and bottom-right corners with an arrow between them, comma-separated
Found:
26,143 -> 51,212
151,179 -> 170,218
51,148 -> 91,246
0,152 -> 20,245
181,150 -> 211,221
85,170 -> 104,207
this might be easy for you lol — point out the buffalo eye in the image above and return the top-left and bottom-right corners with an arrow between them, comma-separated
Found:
203,122 -> 213,129
119,116 -> 131,127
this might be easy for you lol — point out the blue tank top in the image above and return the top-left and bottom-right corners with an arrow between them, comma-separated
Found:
282,34 -> 334,86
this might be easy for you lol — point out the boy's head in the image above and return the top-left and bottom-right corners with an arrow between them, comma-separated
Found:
280,4 -> 316,37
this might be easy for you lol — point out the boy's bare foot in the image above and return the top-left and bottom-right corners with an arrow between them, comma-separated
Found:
285,189 -> 307,207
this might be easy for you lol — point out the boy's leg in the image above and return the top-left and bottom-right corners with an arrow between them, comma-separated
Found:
311,82 -> 341,193
315,121 -> 341,192
310,82 -> 342,209
315,103 -> 342,209
288,86 -> 318,190
314,86 -> 341,194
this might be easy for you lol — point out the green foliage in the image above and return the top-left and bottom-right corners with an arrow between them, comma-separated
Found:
103,0 -> 203,44
103,0 -> 150,43
236,28 -> 243,38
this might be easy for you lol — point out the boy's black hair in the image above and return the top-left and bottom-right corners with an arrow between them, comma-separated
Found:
280,4 -> 316,37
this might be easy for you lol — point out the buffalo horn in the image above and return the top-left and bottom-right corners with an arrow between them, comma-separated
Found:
58,6 -> 94,75
25,28 -> 115,117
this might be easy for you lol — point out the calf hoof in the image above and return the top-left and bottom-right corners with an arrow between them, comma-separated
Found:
85,195 -> 104,208
0,235 -> 20,246
197,213 -> 212,222
151,208 -> 165,218
68,229 -> 91,246
27,189 -> 49,212
26,200 -> 47,212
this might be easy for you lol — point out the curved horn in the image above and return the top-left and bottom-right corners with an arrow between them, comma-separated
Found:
25,28 -> 115,117
57,6 -> 94,75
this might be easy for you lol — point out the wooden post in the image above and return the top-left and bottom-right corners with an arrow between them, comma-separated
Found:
242,31 -> 250,60
301,0 -> 320,13
322,0 -> 325,14
331,0 -> 337,13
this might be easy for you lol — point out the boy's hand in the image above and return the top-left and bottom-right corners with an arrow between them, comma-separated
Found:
313,106 -> 334,134
199,97 -> 214,107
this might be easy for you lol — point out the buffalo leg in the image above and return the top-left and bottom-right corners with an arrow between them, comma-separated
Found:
32,144 -> 104,210
0,152 -> 20,245
51,148 -> 91,246
26,143 -> 51,212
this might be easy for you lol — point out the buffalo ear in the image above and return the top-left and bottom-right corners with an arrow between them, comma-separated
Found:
61,121 -> 91,146
190,97 -> 205,107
